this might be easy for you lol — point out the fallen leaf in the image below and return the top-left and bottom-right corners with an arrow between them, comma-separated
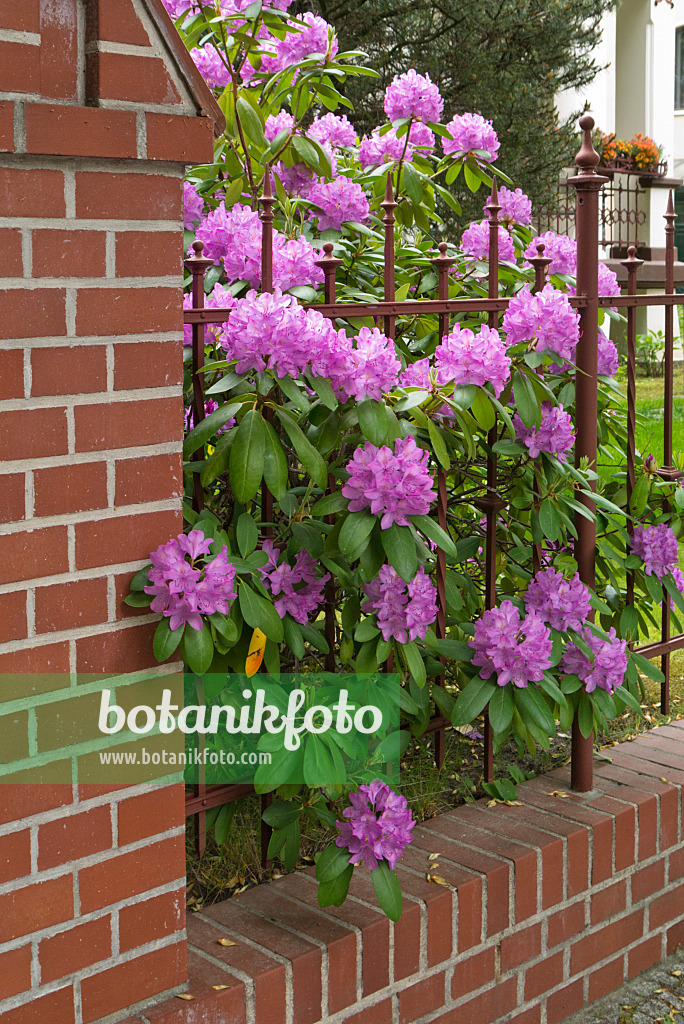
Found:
672,970 -> 683,977
661,778 -> 670,784
428,852 -> 441,861
175,994 -> 196,1001
428,875 -> 450,886
549,791 -> 570,798
212,985 -> 231,991
227,875 -> 240,887
217,938 -> 237,947
504,800 -> 523,806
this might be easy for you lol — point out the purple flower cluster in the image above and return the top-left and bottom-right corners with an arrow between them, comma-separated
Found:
335,779 -> 416,870
184,182 -> 204,230
495,186 -> 532,228
260,541 -> 329,623
442,112 -> 500,161
190,43 -> 231,88
265,110 -> 294,142
632,524 -> 681,580
384,70 -> 443,124
363,565 -> 438,643
435,324 -> 511,398
358,122 -> 434,169
306,176 -> 370,230
561,627 -> 627,694
598,331 -> 619,376
144,531 -> 237,632
195,202 -> 323,291
469,600 -> 553,688
342,436 -> 435,529
460,221 -> 516,263
308,113 -> 356,148
513,402 -> 575,461
502,284 -> 580,362
241,12 -> 337,82
348,326 -> 402,401
525,568 -> 591,632
524,232 -> 577,276
183,283 -> 237,346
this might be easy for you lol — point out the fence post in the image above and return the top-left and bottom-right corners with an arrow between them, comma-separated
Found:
184,240 -> 212,513
621,246 -> 644,614
567,115 -> 608,792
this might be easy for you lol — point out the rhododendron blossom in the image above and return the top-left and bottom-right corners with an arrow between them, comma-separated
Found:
191,43 -> 231,87
442,112 -> 500,160
524,232 -> 577,276
435,324 -> 511,397
495,186 -> 532,227
347,327 -> 401,401
308,113 -> 356,148
502,284 -> 580,362
184,182 -> 204,230
384,70 -> 443,124
469,601 -> 553,687
144,531 -> 237,631
525,568 -> 591,632
260,540 -> 329,623
336,780 -> 415,870
632,524 -> 682,580
342,437 -> 435,529
307,176 -> 370,230
561,627 -> 627,694
460,221 -> 516,263
265,110 -> 295,142
513,403 -> 575,461
598,332 -> 619,376
363,565 -> 438,642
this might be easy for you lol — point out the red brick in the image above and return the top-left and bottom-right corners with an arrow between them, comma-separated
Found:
628,935 -> 662,978
91,52 -> 181,104
40,916 -> 112,983
608,753 -> 680,849
570,909 -> 643,975
0,944 -> 31,1002
546,979 -> 584,1024
670,845 -> 684,882
118,786 -> 185,845
397,856 -> 453,965
115,452 -> 182,507
0,100 -> 12,151
76,287 -> 181,337
0,472 -> 24,522
0,874 -> 73,943
76,621 -> 162,674
0,229 -> 22,275
144,948 -> 246,1024
525,951 -> 564,1001
589,795 -> 636,872
75,398 -> 182,453
114,340 -> 182,390
0,590 -> 27,643
0,289 -> 66,340
547,901 -> 586,948
32,344 -> 107,396
25,104 -> 137,159
500,922 -> 542,972
0,406 -> 68,459
0,829 -> 31,883
342,1000 -> 392,1024
0,986 -> 74,1024
0,348 -> 23,399
115,231 -> 183,277
75,171 -> 182,221
79,835 -> 185,913
33,462 -> 108,517
0,41 -> 40,93
588,957 -> 624,1002
39,0 -> 78,100
444,976 -> 517,1024
146,112 -> 215,163
0,776 -> 71,826
119,889 -> 185,953
507,1008 -> 541,1024
650,879 -> 684,931
0,0 -> 39,31
75,509 -> 181,569
590,879 -> 627,925
631,860 -> 665,903
0,640 -> 70,674
38,804 -> 112,869
0,525 -> 69,585
86,0 -> 150,45
394,896 -> 422,981
668,918 -> 684,954
32,230 -> 107,278
451,947 -> 496,1001
398,972 -> 445,1024
80,943 -> 186,1024
0,167 -> 65,218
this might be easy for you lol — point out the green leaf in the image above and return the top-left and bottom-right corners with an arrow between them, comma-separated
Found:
130,565 -> 152,591
402,640 -> 426,687
124,592 -> 152,607
304,734 -> 342,787
318,864 -> 353,907
381,524 -> 417,582
262,800 -> 301,828
513,371 -> 540,429
358,399 -> 389,446
200,430 -> 234,487
283,615 -> 305,659
613,685 -> 641,713
488,685 -> 514,734
262,418 -> 289,500
238,584 -> 284,643
355,617 -> 380,642
293,134 -> 323,170
631,651 -> 665,683
183,403 -> 241,458
372,861 -> 402,921
578,692 -> 594,738
276,410 -> 328,488
411,514 -> 459,560
184,623 -> 214,675
427,419 -> 449,470
401,162 -> 423,205
451,676 -> 497,726
309,374 -> 338,410
236,96 -> 266,146
514,685 -> 555,737
470,389 -> 496,432
214,802 -> 236,845
629,474 -> 650,516
339,510 -> 375,560
311,492 -> 348,516
228,409 -> 265,504
315,843 -> 351,882
236,513 -> 258,557
539,500 -> 561,542
153,617 -> 184,662
620,605 -> 639,640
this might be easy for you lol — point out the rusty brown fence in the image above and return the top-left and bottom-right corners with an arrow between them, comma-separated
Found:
183,115 -> 684,857
534,171 -> 648,254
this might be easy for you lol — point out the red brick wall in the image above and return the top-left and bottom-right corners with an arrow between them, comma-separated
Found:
0,0 -> 216,1019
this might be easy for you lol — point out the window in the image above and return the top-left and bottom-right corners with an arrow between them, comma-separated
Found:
676,27 -> 684,109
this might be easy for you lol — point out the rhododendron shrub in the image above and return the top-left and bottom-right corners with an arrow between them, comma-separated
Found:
124,0 -> 684,919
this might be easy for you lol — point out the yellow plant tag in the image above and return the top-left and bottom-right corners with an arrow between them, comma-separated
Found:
245,627 -> 267,677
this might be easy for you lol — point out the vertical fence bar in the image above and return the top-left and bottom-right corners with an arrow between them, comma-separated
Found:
567,115 -> 608,792
431,242 -> 456,769
185,241 -> 212,514
621,246 -> 643,612
529,244 -> 551,574
316,243 -> 344,673
381,174 -> 397,340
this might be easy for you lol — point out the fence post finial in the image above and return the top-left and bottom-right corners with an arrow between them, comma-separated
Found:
575,114 -> 601,177
528,242 -> 552,294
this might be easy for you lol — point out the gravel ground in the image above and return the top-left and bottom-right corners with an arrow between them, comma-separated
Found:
565,955 -> 684,1024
